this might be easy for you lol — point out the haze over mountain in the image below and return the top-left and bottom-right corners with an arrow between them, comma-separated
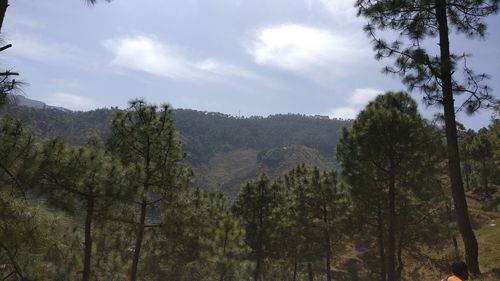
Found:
9,94 -> 70,111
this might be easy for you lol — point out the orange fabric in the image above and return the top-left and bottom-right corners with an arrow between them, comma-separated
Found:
447,275 -> 464,281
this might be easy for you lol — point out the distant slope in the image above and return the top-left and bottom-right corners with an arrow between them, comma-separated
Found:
9,95 -> 70,112
195,145 -> 334,196
2,102 -> 351,195
173,109 -> 348,162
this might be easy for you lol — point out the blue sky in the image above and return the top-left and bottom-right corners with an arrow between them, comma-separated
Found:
2,0 -> 499,129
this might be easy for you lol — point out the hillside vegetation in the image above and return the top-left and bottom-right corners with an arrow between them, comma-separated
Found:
3,101 -> 348,194
1,94 -> 499,281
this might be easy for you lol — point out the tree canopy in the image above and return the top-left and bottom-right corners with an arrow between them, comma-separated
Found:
355,0 -> 499,274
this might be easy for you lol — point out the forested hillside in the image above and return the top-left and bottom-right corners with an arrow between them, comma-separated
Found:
2,99 -> 349,194
1,0 -> 499,280
1,94 -> 498,281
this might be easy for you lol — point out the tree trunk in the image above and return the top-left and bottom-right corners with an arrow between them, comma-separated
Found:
254,212 -> 263,281
130,199 -> 147,281
387,163 -> 397,281
435,0 -> 480,275
82,195 -> 95,281
446,202 -> 461,260
325,237 -> 332,281
323,207 -> 332,281
292,256 -> 297,281
377,203 -> 387,281
465,165 -> 471,191
254,249 -> 261,281
219,226 -> 229,281
464,153 -> 471,191
481,159 -> 488,192
307,262 -> 314,281
130,148 -> 152,281
453,234 -> 460,260
396,230 -> 404,281
0,0 -> 8,33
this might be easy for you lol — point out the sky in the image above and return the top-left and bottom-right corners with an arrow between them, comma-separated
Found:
2,0 -> 499,129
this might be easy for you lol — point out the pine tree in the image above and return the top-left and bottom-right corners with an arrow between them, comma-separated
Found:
0,114 -> 37,195
458,128 -> 476,191
337,92 -> 447,281
213,213 -> 251,281
283,166 -> 351,281
468,128 -> 494,194
0,191 -> 82,280
232,174 -> 281,281
38,138 -> 127,281
145,189 -> 251,281
274,168 -> 304,281
0,116 -> 81,281
109,99 -> 189,281
355,0 -> 499,274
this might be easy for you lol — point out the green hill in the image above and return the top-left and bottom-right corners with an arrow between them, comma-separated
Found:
195,145 -> 334,196
2,101 -> 350,195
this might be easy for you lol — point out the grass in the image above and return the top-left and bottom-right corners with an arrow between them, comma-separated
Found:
476,217 -> 500,280
467,193 -> 500,281
384,192 -> 500,281
424,192 -> 500,281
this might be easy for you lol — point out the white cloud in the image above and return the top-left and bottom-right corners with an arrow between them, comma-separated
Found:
329,87 -> 382,119
103,36 -> 200,80
316,0 -> 358,18
195,58 -> 259,80
103,35 -> 257,81
349,87 -> 381,106
303,0 -> 362,26
246,24 -> 370,81
44,93 -> 98,111
329,107 -> 358,119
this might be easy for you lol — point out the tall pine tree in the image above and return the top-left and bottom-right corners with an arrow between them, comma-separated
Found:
232,174 -> 281,281
337,92 -> 447,281
355,0 -> 499,275
109,99 -> 189,281
38,138 -> 127,281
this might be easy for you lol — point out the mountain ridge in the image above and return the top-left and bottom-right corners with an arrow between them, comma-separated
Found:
2,96 -> 351,195
9,95 -> 71,112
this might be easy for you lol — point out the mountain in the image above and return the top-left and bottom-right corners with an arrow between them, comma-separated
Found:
9,95 -> 71,112
2,100 -> 351,195
193,144 -> 334,196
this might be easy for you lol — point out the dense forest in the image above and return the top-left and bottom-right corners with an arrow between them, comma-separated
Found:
1,93 -> 499,281
1,0 -> 500,281
3,97 -> 348,195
